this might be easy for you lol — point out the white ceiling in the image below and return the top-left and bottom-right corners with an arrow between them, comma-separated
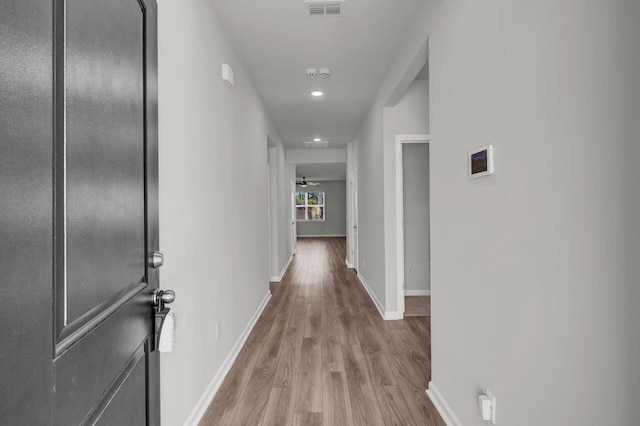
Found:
296,163 -> 346,181
211,0 -> 426,149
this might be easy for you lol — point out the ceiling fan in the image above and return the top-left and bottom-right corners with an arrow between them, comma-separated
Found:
296,177 -> 321,188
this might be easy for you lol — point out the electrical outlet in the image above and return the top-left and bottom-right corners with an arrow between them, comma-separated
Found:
362,259 -> 366,268
408,267 -> 413,275
216,323 -> 221,341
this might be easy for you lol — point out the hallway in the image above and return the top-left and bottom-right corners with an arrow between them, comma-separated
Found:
200,238 -> 444,425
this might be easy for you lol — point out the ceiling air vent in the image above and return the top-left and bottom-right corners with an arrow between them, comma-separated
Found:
305,0 -> 345,17
325,3 -> 342,16
308,3 -> 325,16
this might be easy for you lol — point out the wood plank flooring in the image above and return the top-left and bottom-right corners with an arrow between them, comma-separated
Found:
200,237 -> 444,426
404,296 -> 430,317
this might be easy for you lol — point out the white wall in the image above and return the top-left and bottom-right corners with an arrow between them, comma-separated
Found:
268,147 -> 278,276
346,142 -> 356,267
355,0 -> 640,424
286,148 -> 347,165
157,1 -> 288,424
354,77 -> 430,311
351,112 -> 386,303
402,143 -> 430,293
268,145 -> 293,279
383,80 -> 430,309
296,181 -> 347,237
276,145 -> 292,274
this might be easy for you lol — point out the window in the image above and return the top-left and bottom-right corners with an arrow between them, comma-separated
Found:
295,191 -> 325,221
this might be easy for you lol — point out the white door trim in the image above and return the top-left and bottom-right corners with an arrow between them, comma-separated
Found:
395,134 -> 429,314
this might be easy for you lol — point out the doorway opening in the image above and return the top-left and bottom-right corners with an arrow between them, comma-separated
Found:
293,163 -> 348,239
395,135 -> 430,316
382,38 -> 430,319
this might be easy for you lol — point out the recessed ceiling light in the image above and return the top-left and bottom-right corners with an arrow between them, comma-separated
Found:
313,138 -> 322,142
310,90 -> 324,97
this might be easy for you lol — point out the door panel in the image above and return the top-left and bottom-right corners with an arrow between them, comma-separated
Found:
0,0 -> 159,424
53,299 -> 149,425
52,0 -> 159,423
0,1 -> 54,424
94,351 -> 148,426
63,0 -> 146,329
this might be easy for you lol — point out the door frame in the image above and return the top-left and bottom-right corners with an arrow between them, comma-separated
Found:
351,167 -> 359,270
345,143 -> 355,269
267,145 -> 278,279
289,165 -> 298,256
145,2 -> 160,420
395,134 -> 429,314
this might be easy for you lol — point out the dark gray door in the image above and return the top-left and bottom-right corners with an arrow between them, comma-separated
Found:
0,0 -> 160,424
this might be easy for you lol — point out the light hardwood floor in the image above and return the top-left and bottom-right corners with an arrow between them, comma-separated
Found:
200,237 -> 444,426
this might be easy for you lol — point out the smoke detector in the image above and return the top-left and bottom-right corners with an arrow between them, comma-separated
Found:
318,68 -> 331,78
305,0 -> 345,17
306,68 -> 317,78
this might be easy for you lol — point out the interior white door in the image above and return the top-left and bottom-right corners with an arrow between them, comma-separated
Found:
290,178 -> 297,256
351,168 -> 359,270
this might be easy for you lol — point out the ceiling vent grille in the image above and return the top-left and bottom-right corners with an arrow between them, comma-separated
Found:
325,3 -> 342,15
305,1 -> 345,17
308,3 -> 326,16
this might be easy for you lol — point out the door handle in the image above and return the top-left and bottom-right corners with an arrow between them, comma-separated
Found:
152,289 -> 175,309
152,290 -> 176,352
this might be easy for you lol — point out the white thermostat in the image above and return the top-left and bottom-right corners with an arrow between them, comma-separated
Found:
469,145 -> 494,178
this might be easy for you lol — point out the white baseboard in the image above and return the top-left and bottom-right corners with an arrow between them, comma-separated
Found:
345,259 -> 355,269
384,310 -> 404,320
426,382 -> 462,426
183,291 -> 272,426
270,255 -> 293,282
405,289 -> 431,296
356,272 -> 403,321
297,234 -> 347,238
